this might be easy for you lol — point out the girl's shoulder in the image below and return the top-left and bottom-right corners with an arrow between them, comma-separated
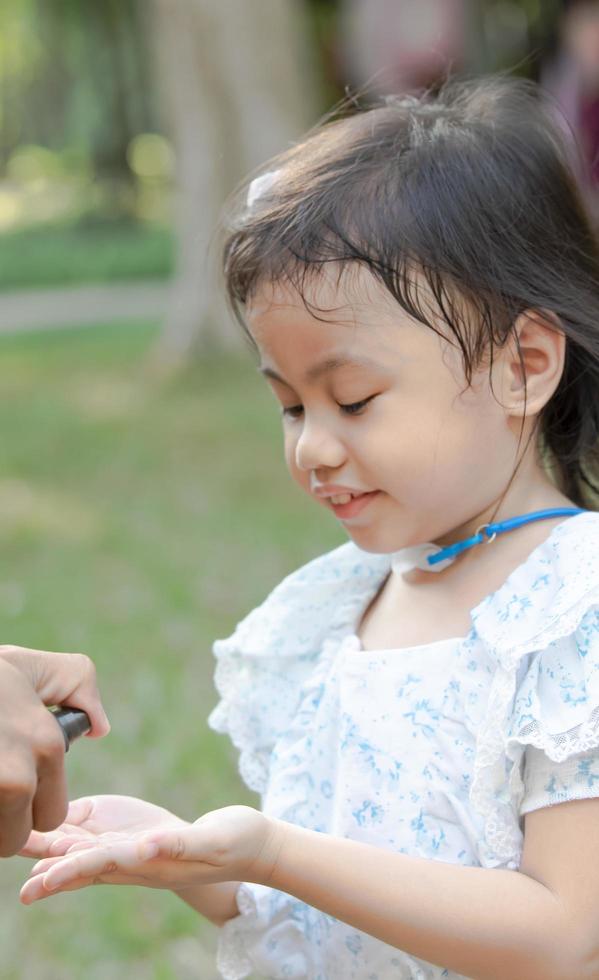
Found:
215,540 -> 392,660
468,510 -> 599,870
207,542 -> 391,794
472,509 -> 599,657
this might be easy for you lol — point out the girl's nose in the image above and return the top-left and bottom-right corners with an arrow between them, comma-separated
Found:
294,421 -> 346,472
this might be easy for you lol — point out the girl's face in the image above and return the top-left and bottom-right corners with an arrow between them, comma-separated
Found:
246,266 -> 525,554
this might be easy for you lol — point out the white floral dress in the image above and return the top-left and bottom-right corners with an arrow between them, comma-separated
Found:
207,510 -> 599,980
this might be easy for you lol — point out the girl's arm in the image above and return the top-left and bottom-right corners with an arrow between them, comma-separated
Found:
263,811 -> 593,980
173,880 -> 241,928
22,800 -> 599,979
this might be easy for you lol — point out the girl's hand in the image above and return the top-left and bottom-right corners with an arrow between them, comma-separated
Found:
19,794 -> 188,859
19,799 -> 284,905
19,794 -> 190,903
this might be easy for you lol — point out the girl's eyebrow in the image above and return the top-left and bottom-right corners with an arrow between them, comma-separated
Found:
259,355 -> 385,386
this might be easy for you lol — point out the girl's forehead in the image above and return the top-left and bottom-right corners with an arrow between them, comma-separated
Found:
247,268 -> 484,396
246,265 -> 454,365
246,265 -> 397,322
247,278 -> 401,367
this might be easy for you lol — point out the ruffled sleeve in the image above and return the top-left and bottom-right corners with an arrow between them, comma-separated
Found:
521,744 -> 599,815
468,511 -> 599,870
207,541 -> 391,796
511,600 -> 599,820
207,543 -> 391,980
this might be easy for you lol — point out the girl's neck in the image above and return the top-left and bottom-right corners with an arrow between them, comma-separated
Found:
360,471 -> 579,652
415,471 -> 577,587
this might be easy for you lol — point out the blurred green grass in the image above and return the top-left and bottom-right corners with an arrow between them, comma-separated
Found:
0,320 -> 342,979
0,221 -> 173,291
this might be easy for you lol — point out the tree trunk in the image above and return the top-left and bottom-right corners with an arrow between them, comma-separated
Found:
149,0 -> 318,365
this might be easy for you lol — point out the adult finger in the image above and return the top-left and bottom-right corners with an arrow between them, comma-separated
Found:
30,715 -> 69,833
0,771 -> 34,857
0,647 -> 110,739
40,652 -> 110,739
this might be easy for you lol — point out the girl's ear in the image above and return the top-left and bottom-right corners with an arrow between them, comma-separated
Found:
501,309 -> 566,419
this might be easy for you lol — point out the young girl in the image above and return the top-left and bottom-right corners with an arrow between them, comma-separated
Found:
18,75 -> 599,980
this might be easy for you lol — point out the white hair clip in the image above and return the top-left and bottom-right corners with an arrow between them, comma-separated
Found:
246,169 -> 280,208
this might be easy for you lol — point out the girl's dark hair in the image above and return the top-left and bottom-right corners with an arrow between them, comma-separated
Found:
222,75 -> 599,510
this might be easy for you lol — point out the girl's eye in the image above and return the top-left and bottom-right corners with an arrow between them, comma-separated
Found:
282,405 -> 303,419
282,396 -> 375,419
339,396 -> 375,415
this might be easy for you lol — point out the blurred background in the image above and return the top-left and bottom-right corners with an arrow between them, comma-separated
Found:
0,1 -> 597,978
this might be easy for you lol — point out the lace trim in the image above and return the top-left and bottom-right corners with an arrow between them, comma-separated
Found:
208,630 -> 356,796
215,884 -> 259,980
514,705 -> 599,761
207,550 -> 390,797
470,590 -> 599,869
208,655 -> 272,795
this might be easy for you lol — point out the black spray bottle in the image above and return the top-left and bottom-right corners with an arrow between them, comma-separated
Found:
50,707 -> 92,751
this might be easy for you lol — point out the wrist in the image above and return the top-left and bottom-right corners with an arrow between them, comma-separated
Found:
249,815 -> 291,887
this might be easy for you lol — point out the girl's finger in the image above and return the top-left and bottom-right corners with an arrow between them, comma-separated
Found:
29,840 -> 98,877
20,873 -> 108,905
18,821 -> 89,858
41,839 -> 159,893
47,834 -> 94,857
29,854 -> 68,876
27,843 -> 141,881
18,829 -> 69,858
29,830 -> 131,866
64,797 -> 95,826
61,839 -> 99,854
50,831 -> 136,857
21,867 -> 147,905
140,827 -> 212,862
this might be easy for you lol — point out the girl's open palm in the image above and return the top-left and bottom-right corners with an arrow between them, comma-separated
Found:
19,796 -> 280,905
20,795 -> 187,859
19,795 -> 191,903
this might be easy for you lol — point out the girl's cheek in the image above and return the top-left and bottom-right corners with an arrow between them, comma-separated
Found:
283,433 -> 299,476
284,437 -> 312,493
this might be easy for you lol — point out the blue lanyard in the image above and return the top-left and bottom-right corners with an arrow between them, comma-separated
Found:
426,507 -> 587,566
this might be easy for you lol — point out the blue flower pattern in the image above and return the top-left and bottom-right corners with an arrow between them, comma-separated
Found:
211,512 -> 599,979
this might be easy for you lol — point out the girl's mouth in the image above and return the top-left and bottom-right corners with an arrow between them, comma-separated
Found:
328,491 -> 381,520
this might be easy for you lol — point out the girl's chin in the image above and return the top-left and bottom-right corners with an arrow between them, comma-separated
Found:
341,524 -> 406,555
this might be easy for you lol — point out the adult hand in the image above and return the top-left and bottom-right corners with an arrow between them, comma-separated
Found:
0,645 -> 110,857
19,799 -> 285,903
